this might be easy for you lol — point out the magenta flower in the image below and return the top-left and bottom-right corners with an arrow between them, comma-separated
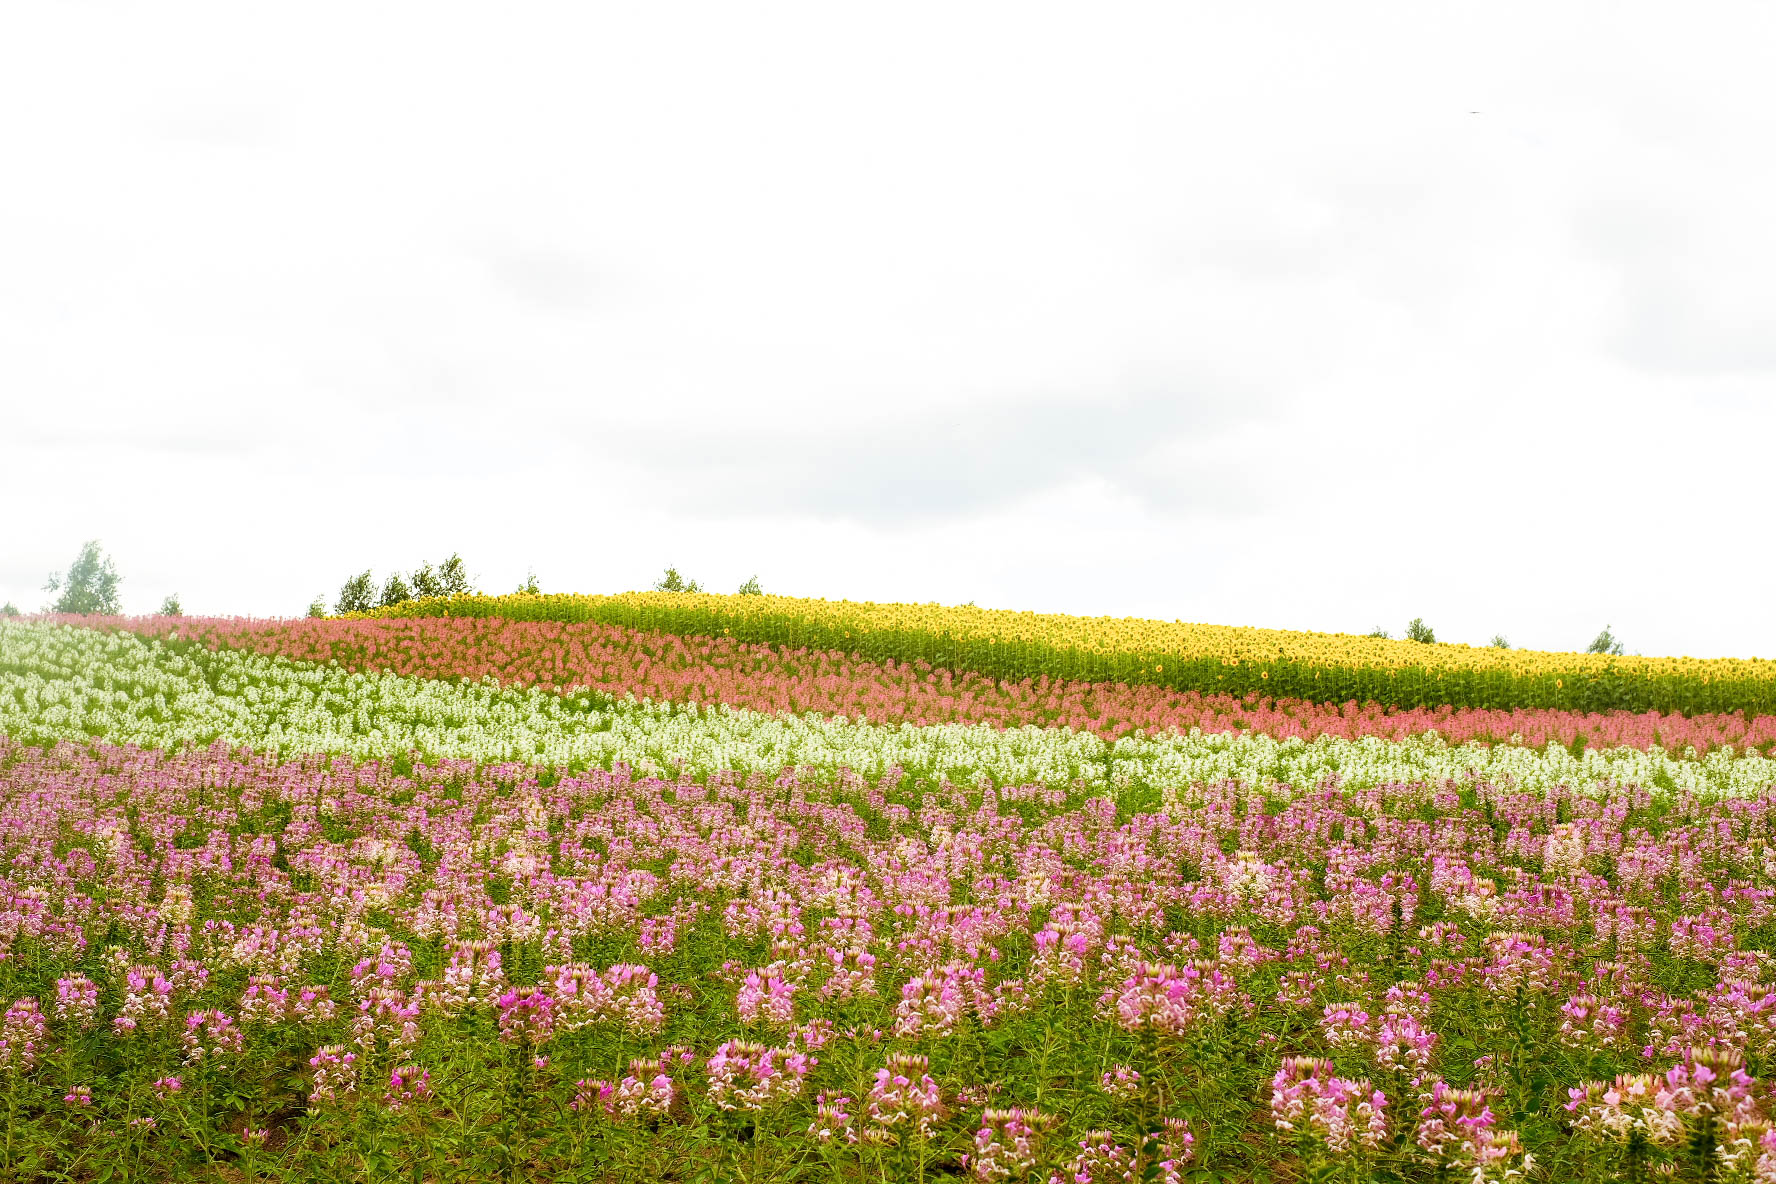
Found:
1416,1079 -> 1497,1159
570,1077 -> 615,1114
705,1041 -> 812,1112
962,1107 -> 1055,1181
0,999 -> 47,1072
1100,1064 -> 1141,1101
736,963 -> 800,1027
54,976 -> 99,1030
1269,1056 -> 1387,1154
861,1053 -> 943,1145
609,1058 -> 675,1119
809,1091 -> 857,1144
495,986 -> 556,1046
181,1009 -> 243,1063
384,1063 -> 432,1111
307,1045 -> 358,1106
1064,1129 -> 1136,1183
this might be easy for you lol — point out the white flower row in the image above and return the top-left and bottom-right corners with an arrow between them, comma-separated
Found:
3,621 -> 1773,799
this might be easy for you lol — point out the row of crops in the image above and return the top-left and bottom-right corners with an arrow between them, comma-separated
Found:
352,591 -> 1776,716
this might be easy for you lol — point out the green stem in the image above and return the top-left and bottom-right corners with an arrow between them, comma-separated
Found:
4,1077 -> 15,1178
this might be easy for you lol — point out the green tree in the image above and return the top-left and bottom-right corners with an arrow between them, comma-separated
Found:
378,572 -> 413,607
1,603 -> 18,617
737,574 -> 763,596
307,595 -> 327,619
44,541 -> 123,615
1587,625 -> 1625,656
515,569 -> 541,595
410,562 -> 445,599
1490,634 -> 1511,649
653,566 -> 701,593
158,594 -> 182,616
335,571 -> 376,615
1365,626 -> 1391,639
1404,618 -> 1436,644
437,553 -> 474,596
408,554 -> 475,599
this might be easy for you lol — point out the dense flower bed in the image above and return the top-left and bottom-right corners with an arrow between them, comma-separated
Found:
72,614 -> 1776,755
350,590 -> 1776,715
2,734 -> 1776,1180
7,621 -> 1776,798
7,615 -> 1776,1180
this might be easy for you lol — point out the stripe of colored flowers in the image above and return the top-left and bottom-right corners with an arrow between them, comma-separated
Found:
8,620 -> 1776,799
54,614 -> 1776,756
346,588 -> 1776,717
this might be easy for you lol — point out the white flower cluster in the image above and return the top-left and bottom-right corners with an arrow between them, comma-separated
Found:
3,621 -> 1773,801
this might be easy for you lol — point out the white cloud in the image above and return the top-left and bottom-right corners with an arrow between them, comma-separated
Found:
2,1 -> 1773,660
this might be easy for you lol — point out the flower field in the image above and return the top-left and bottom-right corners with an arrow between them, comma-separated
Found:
4,611 -> 1776,1182
355,591 -> 1776,716
67,614 -> 1776,756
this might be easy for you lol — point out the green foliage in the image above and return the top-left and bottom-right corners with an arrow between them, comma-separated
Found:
1365,626 -> 1391,640
0,602 -> 18,618
1405,618 -> 1436,644
411,555 -> 477,601
43,540 -> 123,615
410,562 -> 445,599
516,568 -> 541,595
379,572 -> 414,608
1490,634 -> 1511,649
335,570 -> 376,616
1588,625 -> 1626,656
437,553 -> 474,596
326,557 -> 477,618
737,574 -> 764,596
654,566 -> 701,593
307,595 -> 327,619
158,593 -> 182,616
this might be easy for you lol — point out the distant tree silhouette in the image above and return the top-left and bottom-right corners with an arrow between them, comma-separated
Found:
335,571 -> 376,615
378,572 -> 413,608
44,541 -> 122,615
654,566 -> 701,593
436,554 -> 473,596
410,562 -> 445,599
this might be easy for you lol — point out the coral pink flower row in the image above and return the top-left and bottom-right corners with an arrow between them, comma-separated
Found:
66,614 -> 1776,754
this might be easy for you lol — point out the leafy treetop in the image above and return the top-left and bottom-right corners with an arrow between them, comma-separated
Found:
654,566 -> 702,594
1587,625 -> 1626,657
44,541 -> 122,615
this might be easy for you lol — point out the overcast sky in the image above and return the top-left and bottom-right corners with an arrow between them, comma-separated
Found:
3,2 -> 1773,659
